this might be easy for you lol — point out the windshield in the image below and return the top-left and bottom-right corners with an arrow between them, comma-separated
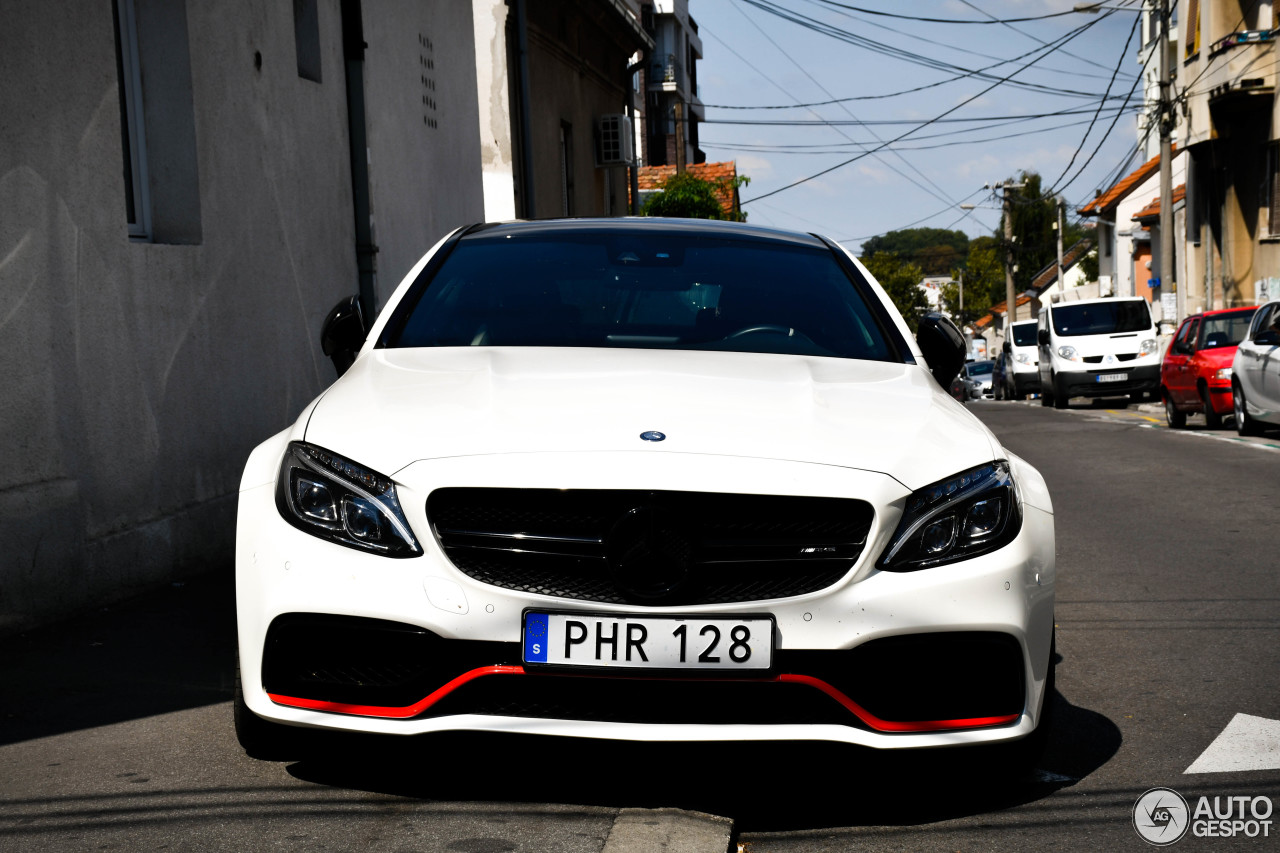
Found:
384,232 -> 897,361
1010,323 -> 1038,347
1051,301 -> 1151,337
1198,309 -> 1257,349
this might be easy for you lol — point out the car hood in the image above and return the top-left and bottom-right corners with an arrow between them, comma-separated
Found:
303,347 -> 1001,491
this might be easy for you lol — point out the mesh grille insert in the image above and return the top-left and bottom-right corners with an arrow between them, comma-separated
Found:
428,488 -> 872,606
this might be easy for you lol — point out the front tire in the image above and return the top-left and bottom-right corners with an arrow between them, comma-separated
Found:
1051,375 -> 1068,409
1234,382 -> 1262,436
1201,387 -> 1223,429
234,658 -> 311,761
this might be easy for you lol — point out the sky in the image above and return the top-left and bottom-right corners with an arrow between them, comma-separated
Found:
689,0 -> 1150,254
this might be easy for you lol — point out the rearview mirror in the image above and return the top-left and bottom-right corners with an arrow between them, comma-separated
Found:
1037,328 -> 1050,346
916,312 -> 966,389
1002,341 -> 1012,353
1257,329 -> 1280,347
321,295 -> 368,377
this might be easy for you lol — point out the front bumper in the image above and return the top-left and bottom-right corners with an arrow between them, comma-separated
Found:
236,448 -> 1055,749
1055,363 -> 1159,399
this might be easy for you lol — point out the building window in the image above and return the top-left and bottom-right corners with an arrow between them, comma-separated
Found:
113,0 -> 150,239
109,0 -> 202,244
294,0 -> 322,83
1185,0 -> 1200,57
560,121 -> 575,217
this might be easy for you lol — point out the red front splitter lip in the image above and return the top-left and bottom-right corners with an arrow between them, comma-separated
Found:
268,665 -> 1020,734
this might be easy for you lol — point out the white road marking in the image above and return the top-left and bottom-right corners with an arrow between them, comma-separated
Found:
1185,713 -> 1280,774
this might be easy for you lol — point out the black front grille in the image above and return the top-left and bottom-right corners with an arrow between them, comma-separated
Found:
427,488 -> 873,606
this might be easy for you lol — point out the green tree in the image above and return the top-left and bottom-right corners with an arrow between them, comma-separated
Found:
641,172 -> 749,221
1077,248 -> 1099,283
861,251 -> 927,331
1000,172 -> 1088,292
861,228 -> 969,276
939,235 -> 1001,326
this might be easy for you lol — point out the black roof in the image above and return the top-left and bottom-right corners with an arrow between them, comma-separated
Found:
462,217 -> 829,249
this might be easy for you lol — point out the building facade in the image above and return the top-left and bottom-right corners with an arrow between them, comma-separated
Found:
0,0 -> 484,633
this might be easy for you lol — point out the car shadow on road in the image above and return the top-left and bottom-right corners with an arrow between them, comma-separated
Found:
286,676 -> 1121,832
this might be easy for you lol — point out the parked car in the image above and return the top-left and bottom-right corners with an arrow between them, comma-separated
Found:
1231,299 -> 1280,436
1000,320 -> 1041,400
1037,297 -> 1160,409
234,218 -> 1056,772
961,359 -> 996,399
1160,306 -> 1258,428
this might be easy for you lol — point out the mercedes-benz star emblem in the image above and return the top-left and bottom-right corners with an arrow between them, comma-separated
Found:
640,431 -> 666,442
607,505 -> 693,602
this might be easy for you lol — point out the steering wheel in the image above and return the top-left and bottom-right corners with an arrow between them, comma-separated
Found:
726,324 -> 794,338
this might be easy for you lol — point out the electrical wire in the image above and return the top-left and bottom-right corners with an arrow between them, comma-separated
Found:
736,0 -> 1129,101
955,0 -> 1139,80
1046,12 -> 1143,194
805,0 -> 1112,25
740,11 -> 1111,206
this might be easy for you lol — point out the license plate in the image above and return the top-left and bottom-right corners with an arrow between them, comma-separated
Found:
522,612 -> 773,671
1096,373 -> 1126,382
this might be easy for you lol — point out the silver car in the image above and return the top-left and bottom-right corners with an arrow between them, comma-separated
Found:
1232,300 -> 1280,435
962,359 -> 996,400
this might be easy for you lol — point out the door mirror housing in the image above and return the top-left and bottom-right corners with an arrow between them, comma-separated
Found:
1037,327 -> 1050,346
1002,341 -> 1012,353
1256,329 -> 1280,346
321,295 -> 368,377
916,312 -> 966,389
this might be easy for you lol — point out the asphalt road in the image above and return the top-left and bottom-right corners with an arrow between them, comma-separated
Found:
1,397 -> 1277,852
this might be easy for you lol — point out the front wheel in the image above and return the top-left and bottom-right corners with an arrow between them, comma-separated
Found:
234,658 -> 312,761
1201,387 -> 1223,429
1234,382 -> 1263,436
1164,393 -> 1186,429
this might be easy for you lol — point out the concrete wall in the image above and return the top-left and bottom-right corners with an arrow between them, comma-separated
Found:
473,0 -> 517,222
0,0 -> 483,634
362,0 -> 484,302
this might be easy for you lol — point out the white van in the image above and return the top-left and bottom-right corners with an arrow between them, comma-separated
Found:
999,319 -> 1040,399
1037,297 -> 1159,409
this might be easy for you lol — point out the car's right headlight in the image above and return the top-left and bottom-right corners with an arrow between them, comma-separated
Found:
1015,352 -> 1033,365
879,461 -> 1022,572
276,442 -> 422,557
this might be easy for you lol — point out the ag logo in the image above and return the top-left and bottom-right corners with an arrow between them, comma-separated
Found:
1133,787 -> 1190,845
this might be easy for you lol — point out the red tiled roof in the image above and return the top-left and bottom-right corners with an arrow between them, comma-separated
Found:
634,161 -> 741,218
1132,184 -> 1187,221
1077,145 -> 1178,216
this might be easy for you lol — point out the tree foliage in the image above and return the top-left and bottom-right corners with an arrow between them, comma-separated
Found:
641,171 -> 749,221
939,236 -> 1002,326
1000,172 -> 1088,293
861,252 -> 927,331
861,228 -> 969,276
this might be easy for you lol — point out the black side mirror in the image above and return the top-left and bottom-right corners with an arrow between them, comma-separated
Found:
1037,328 -> 1050,346
916,312 -> 966,389
1002,341 -> 1012,353
1257,329 -> 1280,346
1172,340 -> 1192,355
321,295 -> 368,377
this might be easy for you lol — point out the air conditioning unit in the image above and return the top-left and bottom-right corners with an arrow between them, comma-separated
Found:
595,114 -> 634,166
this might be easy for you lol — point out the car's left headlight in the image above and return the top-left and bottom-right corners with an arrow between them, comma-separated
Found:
275,442 -> 422,557
879,461 -> 1021,572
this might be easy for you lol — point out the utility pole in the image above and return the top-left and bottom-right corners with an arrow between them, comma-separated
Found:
993,181 -> 1026,332
1157,0 -> 1175,319
1056,198 -> 1065,292
674,101 -> 686,173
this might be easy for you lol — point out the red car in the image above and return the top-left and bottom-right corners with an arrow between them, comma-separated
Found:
1161,306 -> 1259,428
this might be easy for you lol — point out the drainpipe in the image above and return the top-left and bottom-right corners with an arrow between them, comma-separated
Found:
513,0 -> 535,219
626,57 -> 645,215
341,0 -> 377,321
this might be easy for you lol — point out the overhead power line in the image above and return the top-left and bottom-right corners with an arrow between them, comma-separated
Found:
740,10 -> 1111,207
806,0 -> 1119,24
